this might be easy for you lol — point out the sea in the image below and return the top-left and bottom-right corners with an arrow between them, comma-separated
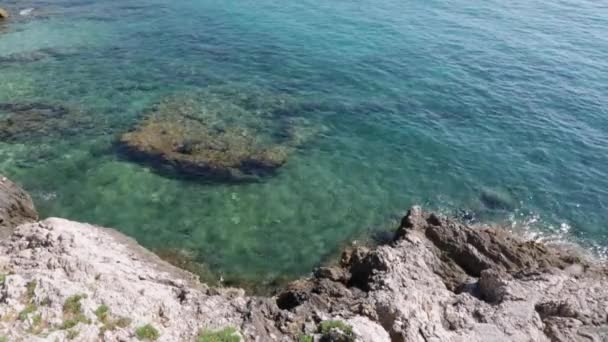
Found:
1,0 -> 607,286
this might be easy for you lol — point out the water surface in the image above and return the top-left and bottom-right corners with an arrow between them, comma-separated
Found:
1,0 -> 607,283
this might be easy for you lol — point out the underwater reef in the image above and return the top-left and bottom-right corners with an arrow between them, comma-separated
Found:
118,86 -> 322,182
0,102 -> 94,143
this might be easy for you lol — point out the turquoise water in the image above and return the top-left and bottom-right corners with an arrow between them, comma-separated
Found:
1,0 -> 607,284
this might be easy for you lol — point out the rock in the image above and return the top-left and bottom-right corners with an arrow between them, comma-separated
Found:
119,116 -> 289,181
346,316 -> 390,342
0,175 -> 607,341
276,206 -> 608,341
118,88 -> 318,182
478,269 -> 509,303
0,8 -> 8,19
314,266 -> 347,282
479,188 -> 516,211
0,175 -> 37,239
0,102 -> 94,143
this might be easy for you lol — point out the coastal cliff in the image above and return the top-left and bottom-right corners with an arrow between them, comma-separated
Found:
0,175 -> 606,341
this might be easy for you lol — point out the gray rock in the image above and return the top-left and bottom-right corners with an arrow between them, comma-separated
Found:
0,175 -> 37,239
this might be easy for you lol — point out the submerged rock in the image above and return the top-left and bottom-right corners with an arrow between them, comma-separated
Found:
479,187 -> 516,211
0,48 -> 77,65
118,87 -> 320,181
0,102 -> 94,143
0,175 -> 37,239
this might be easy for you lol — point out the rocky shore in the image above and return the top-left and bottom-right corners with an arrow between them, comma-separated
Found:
0,175 -> 606,341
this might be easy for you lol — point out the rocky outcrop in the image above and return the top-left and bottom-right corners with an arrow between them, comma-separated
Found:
275,207 -> 608,341
118,87 -> 321,182
0,176 -> 37,240
0,217 -> 290,341
0,176 -> 606,341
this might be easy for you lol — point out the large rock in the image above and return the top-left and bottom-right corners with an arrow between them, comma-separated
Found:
118,88 -> 319,181
0,176 -> 37,239
275,207 -> 608,341
0,8 -> 8,19
0,218 -> 284,341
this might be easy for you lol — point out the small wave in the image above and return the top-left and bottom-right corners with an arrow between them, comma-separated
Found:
506,210 -> 607,262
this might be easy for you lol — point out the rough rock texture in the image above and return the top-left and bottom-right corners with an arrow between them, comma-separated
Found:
0,176 -> 606,341
118,87 -> 321,182
275,207 -> 608,341
0,218 -> 280,341
0,176 -> 37,239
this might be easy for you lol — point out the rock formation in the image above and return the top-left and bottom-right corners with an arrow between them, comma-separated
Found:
0,175 -> 606,341
118,87 -> 321,182
0,8 -> 8,19
0,176 -> 37,239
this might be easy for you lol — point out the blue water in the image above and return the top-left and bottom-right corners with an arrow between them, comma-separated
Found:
1,0 -> 607,284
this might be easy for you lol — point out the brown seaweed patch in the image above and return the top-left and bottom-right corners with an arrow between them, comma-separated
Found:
0,102 -> 94,143
117,87 -> 323,182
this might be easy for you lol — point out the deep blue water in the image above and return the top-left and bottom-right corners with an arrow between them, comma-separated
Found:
1,0 -> 607,284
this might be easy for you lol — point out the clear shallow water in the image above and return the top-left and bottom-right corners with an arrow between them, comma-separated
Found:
1,0 -> 607,284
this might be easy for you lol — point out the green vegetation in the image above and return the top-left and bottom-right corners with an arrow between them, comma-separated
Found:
0,335 -> 7,342
60,317 -> 87,330
95,303 -> 131,336
18,279 -> 40,321
298,334 -> 314,342
0,274 -> 6,285
28,314 -> 45,335
25,280 -> 37,299
319,320 -> 354,341
60,294 -> 90,329
100,316 -> 131,336
135,324 -> 160,341
197,326 -> 240,342
18,303 -> 37,321
63,294 -> 85,315
67,329 -> 79,340
95,304 -> 110,322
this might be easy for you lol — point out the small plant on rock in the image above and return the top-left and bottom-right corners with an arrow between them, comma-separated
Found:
67,329 -> 79,340
27,313 -> 46,334
60,294 -> 91,329
197,326 -> 241,342
18,303 -> 37,321
298,334 -> 314,342
97,304 -> 132,336
95,304 -> 110,323
25,280 -> 37,300
135,324 -> 160,341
